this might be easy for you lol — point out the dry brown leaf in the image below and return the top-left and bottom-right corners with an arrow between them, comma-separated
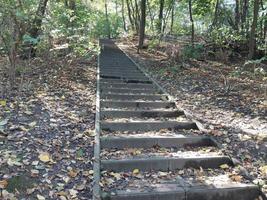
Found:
230,175 -> 243,182
68,170 -> 78,178
0,179 -> 8,189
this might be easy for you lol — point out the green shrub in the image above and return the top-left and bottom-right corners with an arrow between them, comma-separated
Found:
181,44 -> 204,60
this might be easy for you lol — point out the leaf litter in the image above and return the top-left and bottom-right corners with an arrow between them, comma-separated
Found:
0,55 -> 97,199
118,38 -> 267,196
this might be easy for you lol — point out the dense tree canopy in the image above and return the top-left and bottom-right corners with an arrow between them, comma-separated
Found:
0,0 -> 266,84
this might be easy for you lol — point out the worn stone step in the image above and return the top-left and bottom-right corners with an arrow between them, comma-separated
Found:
100,135 -> 215,149
101,110 -> 184,119
100,121 -> 198,132
100,101 -> 176,109
101,156 -> 233,172
100,78 -> 152,84
100,72 -> 144,76
106,183 -> 262,200
100,88 -> 161,94
100,83 -> 156,89
101,93 -> 168,101
100,67 -> 138,70
100,75 -> 147,80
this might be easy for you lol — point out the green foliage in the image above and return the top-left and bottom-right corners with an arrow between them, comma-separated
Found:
182,44 -> 204,60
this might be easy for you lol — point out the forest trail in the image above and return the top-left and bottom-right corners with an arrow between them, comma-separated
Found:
94,39 -> 266,200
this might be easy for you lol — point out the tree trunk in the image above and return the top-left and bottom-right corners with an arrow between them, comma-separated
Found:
162,2 -> 173,35
188,0 -> 194,47
105,0 -> 111,39
68,0 -> 76,34
29,0 -> 49,39
126,0 -> 135,31
122,0 -> 127,31
211,0 -> 220,28
138,0 -> 146,52
241,0 -> 248,30
158,0 -> 164,34
248,0 -> 260,59
129,0 -> 139,33
147,1 -> 155,34
235,0 -> 240,31
170,2 -> 175,34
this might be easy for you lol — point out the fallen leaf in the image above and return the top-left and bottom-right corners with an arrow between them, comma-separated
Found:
230,175 -> 243,182
28,121 -> 37,128
31,169 -> 39,177
133,169 -> 139,175
37,194 -> 46,200
0,179 -> 8,189
110,172 -> 121,180
220,164 -> 230,169
260,165 -> 267,177
0,99 -> 7,107
38,152 -> 51,163
68,170 -> 78,178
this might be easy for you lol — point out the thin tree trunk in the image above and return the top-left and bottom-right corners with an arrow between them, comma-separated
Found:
135,0 -> 140,22
129,0 -> 139,33
162,1 -> 173,35
241,0 -> 248,32
248,0 -> 260,59
68,0 -> 76,34
158,0 -> 164,34
105,0 -> 111,39
138,0 -> 146,52
188,0 -> 194,47
170,1 -> 175,34
235,0 -> 240,31
29,0 -> 49,38
122,0 -> 127,31
147,1 -> 155,34
211,0 -> 220,28
126,0 -> 135,31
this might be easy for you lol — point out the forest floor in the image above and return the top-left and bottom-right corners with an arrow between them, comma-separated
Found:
117,37 -> 267,196
0,52 -> 97,199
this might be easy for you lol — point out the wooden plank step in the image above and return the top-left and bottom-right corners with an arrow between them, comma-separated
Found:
101,110 -> 184,118
100,135 -> 216,149
101,94 -> 168,101
101,121 -> 198,132
100,75 -> 148,80
100,88 -> 161,94
100,78 -> 152,84
100,101 -> 176,109
100,72 -> 143,76
101,156 -> 233,172
100,83 -> 156,89
106,183 -> 262,200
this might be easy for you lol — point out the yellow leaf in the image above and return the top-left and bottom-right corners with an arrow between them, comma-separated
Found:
0,100 -> 7,107
133,169 -> 139,175
260,165 -> 267,175
38,152 -> 51,163
0,179 -> 8,189
110,172 -> 121,180
220,164 -> 229,169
